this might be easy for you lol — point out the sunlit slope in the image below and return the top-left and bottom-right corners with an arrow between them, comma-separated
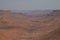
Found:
0,10 -> 60,40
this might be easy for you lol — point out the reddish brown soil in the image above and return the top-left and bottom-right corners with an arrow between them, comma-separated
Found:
0,10 -> 60,40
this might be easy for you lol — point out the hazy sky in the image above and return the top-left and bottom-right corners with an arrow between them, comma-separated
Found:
0,0 -> 60,10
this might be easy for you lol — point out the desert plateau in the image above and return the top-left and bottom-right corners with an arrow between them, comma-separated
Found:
0,10 -> 60,40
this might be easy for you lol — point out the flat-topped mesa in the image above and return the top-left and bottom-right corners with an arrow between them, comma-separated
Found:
47,10 -> 60,16
53,10 -> 60,12
0,10 -> 13,15
0,10 -> 11,12
51,10 -> 60,16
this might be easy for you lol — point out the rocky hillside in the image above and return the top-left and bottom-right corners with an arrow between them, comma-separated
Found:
0,10 -> 60,40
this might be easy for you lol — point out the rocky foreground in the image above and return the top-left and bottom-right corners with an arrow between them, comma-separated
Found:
0,10 -> 60,40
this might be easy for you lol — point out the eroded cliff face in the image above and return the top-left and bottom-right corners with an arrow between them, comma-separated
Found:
0,10 -> 60,40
